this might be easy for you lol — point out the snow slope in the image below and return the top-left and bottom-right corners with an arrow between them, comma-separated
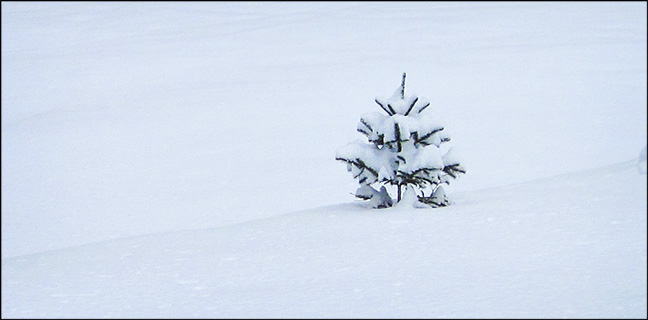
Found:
1,2 -> 647,318
2,160 -> 646,318
2,2 -> 646,259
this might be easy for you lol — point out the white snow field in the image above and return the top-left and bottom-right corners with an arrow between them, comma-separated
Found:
2,161 -> 646,318
2,1 -> 647,318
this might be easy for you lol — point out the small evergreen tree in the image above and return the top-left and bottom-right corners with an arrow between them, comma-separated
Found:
336,73 -> 465,208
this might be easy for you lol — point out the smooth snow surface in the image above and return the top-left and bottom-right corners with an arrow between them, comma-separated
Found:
2,1 -> 647,318
2,161 -> 646,318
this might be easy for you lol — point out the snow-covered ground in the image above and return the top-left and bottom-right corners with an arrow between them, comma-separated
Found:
2,2 -> 646,318
2,160 -> 646,318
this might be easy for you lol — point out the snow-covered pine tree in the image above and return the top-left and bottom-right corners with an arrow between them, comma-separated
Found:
336,73 -> 465,208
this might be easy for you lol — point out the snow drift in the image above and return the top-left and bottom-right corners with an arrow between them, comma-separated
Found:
2,161 -> 645,318
2,2 -> 646,318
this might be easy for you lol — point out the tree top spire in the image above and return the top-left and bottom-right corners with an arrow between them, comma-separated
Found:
401,72 -> 406,99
